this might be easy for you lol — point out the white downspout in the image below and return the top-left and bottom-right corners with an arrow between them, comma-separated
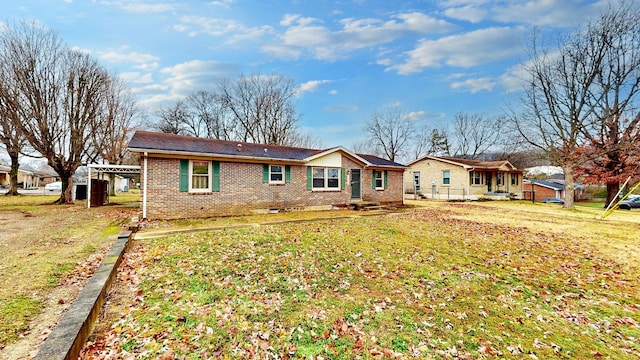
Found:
142,152 -> 148,219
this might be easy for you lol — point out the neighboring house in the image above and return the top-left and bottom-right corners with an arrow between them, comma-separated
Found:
128,131 -> 406,219
523,180 -> 565,202
0,165 -> 39,188
404,156 -> 523,200
524,179 -> 587,201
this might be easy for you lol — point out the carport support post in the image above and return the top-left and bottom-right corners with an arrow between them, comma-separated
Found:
87,166 -> 92,209
531,180 -> 535,204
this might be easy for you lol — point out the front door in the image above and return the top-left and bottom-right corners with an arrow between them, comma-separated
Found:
351,169 -> 361,200
486,172 -> 492,192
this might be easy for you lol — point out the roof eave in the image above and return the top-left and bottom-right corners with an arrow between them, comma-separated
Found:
128,147 -> 307,164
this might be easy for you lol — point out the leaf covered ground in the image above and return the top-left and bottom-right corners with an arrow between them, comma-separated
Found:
84,203 -> 639,359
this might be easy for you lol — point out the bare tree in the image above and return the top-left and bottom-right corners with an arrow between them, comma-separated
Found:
451,112 -> 503,159
0,99 -> 28,195
156,102 -> 188,135
90,77 -> 142,196
576,2 -> 640,206
0,21 -> 111,203
364,108 -> 414,162
219,73 -> 300,144
514,17 -> 611,209
185,90 -> 234,140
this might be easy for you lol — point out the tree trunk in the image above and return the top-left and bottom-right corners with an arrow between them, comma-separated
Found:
55,175 -> 74,204
109,173 -> 116,197
563,166 -> 575,209
5,151 -> 20,196
605,182 -> 620,208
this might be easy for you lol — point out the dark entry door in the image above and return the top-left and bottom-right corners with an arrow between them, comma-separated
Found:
486,172 -> 492,192
351,169 -> 361,200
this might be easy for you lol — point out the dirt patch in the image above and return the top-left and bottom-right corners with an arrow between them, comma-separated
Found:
0,204 -> 137,360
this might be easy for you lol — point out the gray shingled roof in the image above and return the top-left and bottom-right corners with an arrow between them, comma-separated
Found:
128,130 -> 406,168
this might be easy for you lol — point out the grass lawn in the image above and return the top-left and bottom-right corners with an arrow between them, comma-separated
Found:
0,193 -> 139,356
84,201 -> 639,359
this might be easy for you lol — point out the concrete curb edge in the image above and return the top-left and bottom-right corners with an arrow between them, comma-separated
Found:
34,230 -> 132,360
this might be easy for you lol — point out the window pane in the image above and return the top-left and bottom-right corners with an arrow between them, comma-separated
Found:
192,175 -> 208,189
270,165 -> 283,182
193,161 -> 208,175
443,170 -> 450,185
327,168 -> 339,188
313,167 -> 325,188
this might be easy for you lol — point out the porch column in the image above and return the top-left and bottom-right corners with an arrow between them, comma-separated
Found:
87,166 -> 92,208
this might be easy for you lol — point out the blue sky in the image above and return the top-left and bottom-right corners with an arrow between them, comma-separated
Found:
2,0 -> 615,148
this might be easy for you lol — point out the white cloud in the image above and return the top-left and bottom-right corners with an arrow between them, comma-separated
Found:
450,77 -> 496,93
390,26 -> 525,74
138,60 -> 241,108
295,80 -> 333,97
444,5 -> 487,23
173,16 -> 273,44
98,49 -> 160,71
328,90 -> 338,95
263,12 -> 454,61
403,111 -> 427,120
119,72 -> 154,84
386,101 -> 402,108
209,0 -> 235,8
499,61 -> 532,92
440,0 -> 607,27
104,1 -> 176,13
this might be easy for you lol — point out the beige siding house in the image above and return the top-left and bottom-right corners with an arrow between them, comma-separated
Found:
404,156 -> 523,200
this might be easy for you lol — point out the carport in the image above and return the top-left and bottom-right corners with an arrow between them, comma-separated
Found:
86,164 -> 141,208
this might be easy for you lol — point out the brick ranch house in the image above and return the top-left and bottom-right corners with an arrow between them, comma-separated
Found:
128,131 -> 406,219
404,155 -> 524,200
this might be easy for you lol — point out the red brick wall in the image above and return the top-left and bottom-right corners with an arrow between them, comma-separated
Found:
143,156 -> 403,219
522,183 -> 561,202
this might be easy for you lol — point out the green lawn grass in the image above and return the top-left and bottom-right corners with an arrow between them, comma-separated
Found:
85,203 -> 640,359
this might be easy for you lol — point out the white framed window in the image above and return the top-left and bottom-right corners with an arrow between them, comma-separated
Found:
496,173 -> 505,186
313,167 -> 340,190
190,160 -> 211,192
269,165 -> 284,184
442,170 -> 451,185
471,171 -> 483,185
374,170 -> 384,189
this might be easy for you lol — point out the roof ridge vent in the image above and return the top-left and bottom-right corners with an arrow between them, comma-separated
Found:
237,143 -> 242,151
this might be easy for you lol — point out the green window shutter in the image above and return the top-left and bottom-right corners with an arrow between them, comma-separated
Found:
384,170 -> 388,189
179,159 -> 189,192
262,164 -> 269,183
372,170 -> 376,189
285,165 -> 291,183
341,168 -> 346,190
469,172 -> 473,185
212,161 -> 220,192
306,166 -> 312,190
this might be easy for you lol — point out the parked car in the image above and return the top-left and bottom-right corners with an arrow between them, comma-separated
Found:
540,197 -> 564,204
619,196 -> 640,210
44,182 -> 62,192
